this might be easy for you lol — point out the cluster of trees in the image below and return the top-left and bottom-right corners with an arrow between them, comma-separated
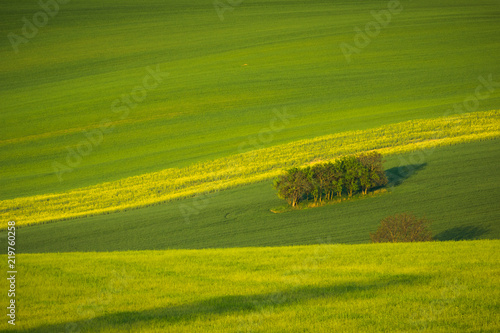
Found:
273,152 -> 388,207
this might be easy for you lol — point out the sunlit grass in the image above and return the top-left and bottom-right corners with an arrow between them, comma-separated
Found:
2,240 -> 498,332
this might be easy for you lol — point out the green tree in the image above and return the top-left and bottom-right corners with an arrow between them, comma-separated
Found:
370,213 -> 433,243
358,165 -> 372,195
305,166 -> 320,203
341,156 -> 362,197
357,152 -> 388,195
324,161 -> 344,200
273,167 -> 312,207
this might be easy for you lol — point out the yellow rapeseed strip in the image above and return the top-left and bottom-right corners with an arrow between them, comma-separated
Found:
1,110 -> 499,228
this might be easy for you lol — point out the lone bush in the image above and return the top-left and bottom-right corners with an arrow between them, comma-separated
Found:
370,213 -> 433,243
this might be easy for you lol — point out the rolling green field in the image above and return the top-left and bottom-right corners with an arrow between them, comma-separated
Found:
1,241 -> 498,332
1,1 -> 500,332
1,0 -> 500,201
11,139 -> 500,253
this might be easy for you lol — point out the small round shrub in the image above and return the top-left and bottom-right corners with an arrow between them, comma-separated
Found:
370,213 -> 433,243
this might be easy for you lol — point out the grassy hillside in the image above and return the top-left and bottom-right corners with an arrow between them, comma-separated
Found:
2,110 -> 498,229
1,1 -> 499,332
1,0 -> 500,200
12,139 -> 500,253
1,240 -> 498,332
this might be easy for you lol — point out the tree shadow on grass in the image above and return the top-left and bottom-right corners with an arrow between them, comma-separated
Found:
385,163 -> 427,188
20,274 -> 430,333
435,225 -> 490,241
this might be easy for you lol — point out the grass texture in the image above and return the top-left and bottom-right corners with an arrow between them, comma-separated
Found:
1,240 -> 498,332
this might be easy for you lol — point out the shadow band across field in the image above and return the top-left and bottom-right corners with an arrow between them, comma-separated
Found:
16,274 -> 428,333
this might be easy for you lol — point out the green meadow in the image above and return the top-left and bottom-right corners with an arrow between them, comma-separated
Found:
1,241 -> 499,332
